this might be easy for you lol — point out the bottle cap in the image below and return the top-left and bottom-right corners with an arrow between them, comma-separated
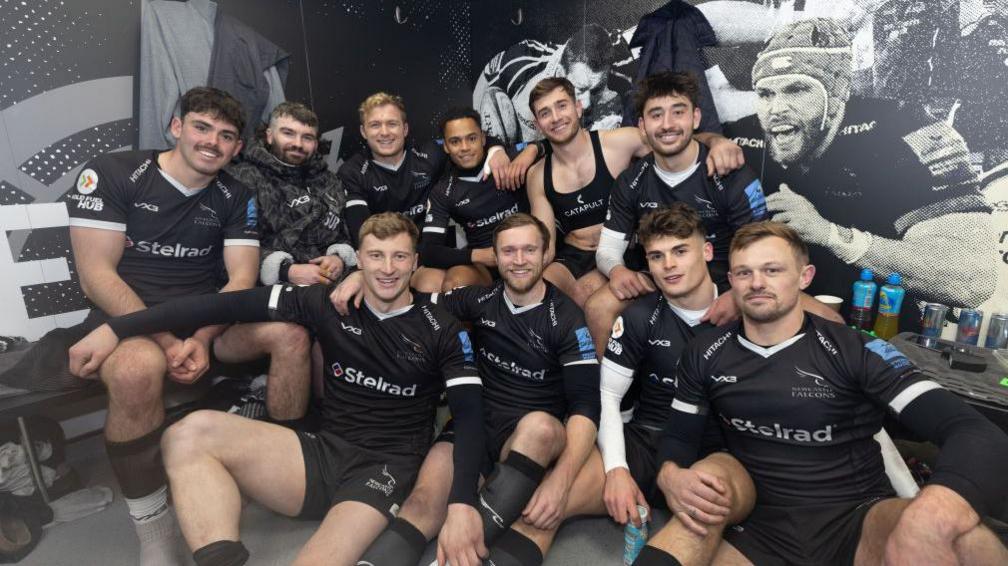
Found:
886,272 -> 902,285
860,268 -> 873,281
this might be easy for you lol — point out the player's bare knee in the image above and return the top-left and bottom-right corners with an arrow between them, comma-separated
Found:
512,411 -> 565,458
694,453 -> 755,517
160,410 -> 220,470
265,322 -> 310,355
101,339 -> 166,408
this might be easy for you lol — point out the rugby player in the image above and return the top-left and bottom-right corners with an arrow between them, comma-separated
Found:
477,204 -> 733,565
419,108 -> 530,292
525,76 -> 746,308
337,213 -> 600,566
68,213 -> 487,566
63,87 -> 310,564
637,221 -> 1008,565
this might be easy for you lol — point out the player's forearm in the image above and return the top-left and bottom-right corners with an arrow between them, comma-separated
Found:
598,360 -> 633,472
78,267 -> 148,317
552,415 -> 597,489
596,228 -> 629,277
856,229 -> 996,306
106,288 -> 275,340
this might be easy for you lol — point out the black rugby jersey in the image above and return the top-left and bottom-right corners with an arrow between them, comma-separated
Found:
603,291 -> 715,429
420,170 -> 527,268
104,284 -> 485,505
340,141 -> 447,246
725,98 -> 990,330
544,130 -> 613,235
665,314 -> 940,506
65,150 -> 259,306
432,282 -> 599,422
601,143 -> 767,286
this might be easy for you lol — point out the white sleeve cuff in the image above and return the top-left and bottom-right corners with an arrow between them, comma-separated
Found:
260,250 -> 294,286
326,242 -> 357,268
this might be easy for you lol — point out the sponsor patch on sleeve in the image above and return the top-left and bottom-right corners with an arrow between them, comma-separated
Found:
458,330 -> 475,363
865,339 -> 911,370
575,326 -> 596,360
611,316 -> 625,339
77,168 -> 98,194
744,179 -> 767,219
246,197 -> 258,227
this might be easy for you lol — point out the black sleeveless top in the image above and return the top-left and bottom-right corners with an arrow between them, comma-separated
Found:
544,130 -> 614,234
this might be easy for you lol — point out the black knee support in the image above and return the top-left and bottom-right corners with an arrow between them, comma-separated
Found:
478,451 -> 545,545
356,517 -> 427,566
193,540 -> 249,566
105,425 -> 166,499
484,529 -> 543,566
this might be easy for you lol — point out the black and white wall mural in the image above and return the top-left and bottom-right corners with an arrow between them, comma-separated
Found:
472,0 -> 1008,334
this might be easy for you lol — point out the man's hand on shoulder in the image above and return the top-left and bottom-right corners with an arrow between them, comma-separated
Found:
329,270 -> 364,316
700,133 -> 745,177
603,467 -> 649,526
436,503 -> 488,566
701,290 -> 741,326
608,265 -> 654,301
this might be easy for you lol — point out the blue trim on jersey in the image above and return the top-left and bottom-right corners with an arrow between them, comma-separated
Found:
459,330 -> 475,362
745,180 -> 768,220
575,326 -> 596,360
865,339 -> 911,370
246,197 -> 258,227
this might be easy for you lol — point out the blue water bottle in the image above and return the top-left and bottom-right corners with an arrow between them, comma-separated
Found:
873,273 -> 905,340
850,268 -> 877,330
623,505 -> 649,565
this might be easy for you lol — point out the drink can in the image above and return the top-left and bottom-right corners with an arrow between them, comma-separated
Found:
956,309 -> 984,345
623,505 -> 649,566
921,303 -> 948,338
985,313 -> 1008,349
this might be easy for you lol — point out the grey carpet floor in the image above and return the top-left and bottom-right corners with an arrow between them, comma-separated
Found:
22,434 -> 669,566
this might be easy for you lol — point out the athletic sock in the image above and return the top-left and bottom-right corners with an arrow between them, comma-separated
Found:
356,517 -> 428,566
633,546 -> 683,566
483,529 -> 543,566
193,540 -> 250,566
132,503 -> 186,566
478,451 -> 546,545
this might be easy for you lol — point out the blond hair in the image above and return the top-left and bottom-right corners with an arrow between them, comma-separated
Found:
729,221 -> 809,265
359,212 -> 419,250
358,92 -> 407,125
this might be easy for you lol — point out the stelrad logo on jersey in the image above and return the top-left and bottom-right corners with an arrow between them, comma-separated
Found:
132,240 -> 213,258
330,362 -> 417,397
721,414 -> 834,443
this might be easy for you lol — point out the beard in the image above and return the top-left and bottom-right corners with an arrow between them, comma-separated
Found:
502,263 -> 544,295
738,291 -> 800,323
543,119 -> 581,146
271,143 -> 309,166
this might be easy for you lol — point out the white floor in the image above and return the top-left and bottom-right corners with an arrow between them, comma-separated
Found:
22,434 -> 664,566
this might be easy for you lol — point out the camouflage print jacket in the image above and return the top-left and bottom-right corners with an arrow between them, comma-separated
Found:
228,139 -> 352,285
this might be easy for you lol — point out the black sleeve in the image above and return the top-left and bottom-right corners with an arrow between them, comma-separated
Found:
339,158 -> 370,248
656,344 -> 711,467
419,178 -> 473,268
719,166 -> 768,228
555,310 -> 601,425
440,324 -> 485,506
897,388 -> 1008,517
562,362 -> 601,426
602,165 -> 641,238
106,287 -> 275,338
432,286 -> 485,321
